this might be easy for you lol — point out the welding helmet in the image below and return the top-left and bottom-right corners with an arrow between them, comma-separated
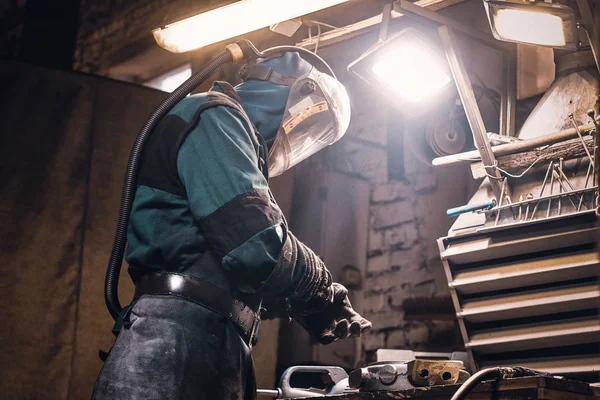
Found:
238,52 -> 352,177
268,67 -> 351,176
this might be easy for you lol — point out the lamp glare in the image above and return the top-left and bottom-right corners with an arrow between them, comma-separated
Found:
493,9 -> 565,46
371,43 -> 451,103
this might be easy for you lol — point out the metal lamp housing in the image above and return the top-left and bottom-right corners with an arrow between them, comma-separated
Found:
483,0 -> 578,50
347,27 -> 456,118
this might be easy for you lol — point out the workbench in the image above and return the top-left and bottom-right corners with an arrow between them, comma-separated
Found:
313,376 -> 600,400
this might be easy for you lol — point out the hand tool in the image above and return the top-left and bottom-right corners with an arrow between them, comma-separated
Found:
446,199 -> 496,217
257,366 -> 352,398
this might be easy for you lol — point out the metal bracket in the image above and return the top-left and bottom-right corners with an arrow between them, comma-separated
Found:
438,25 -> 506,200
378,3 -> 394,43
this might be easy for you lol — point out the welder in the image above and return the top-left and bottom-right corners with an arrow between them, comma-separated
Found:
92,49 -> 372,399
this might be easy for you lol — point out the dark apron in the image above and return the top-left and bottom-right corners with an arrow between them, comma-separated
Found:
92,295 -> 256,400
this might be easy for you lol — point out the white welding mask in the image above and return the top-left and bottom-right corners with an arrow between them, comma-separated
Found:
268,68 -> 351,177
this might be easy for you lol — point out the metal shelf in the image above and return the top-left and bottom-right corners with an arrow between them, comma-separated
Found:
459,282 -> 600,323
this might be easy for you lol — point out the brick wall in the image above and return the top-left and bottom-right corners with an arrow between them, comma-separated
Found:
326,84 -> 476,358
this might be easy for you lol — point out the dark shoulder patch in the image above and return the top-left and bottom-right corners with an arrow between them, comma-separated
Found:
138,114 -> 187,197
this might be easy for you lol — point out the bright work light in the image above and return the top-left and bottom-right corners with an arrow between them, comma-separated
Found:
371,42 -> 451,103
483,0 -> 578,50
153,0 -> 348,53
348,27 -> 453,115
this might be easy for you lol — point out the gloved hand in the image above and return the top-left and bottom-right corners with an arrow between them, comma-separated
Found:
292,283 -> 372,345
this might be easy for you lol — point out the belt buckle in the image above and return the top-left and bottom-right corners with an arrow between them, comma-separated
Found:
249,299 -> 263,348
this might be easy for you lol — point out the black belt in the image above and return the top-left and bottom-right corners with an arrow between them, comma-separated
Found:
134,272 -> 261,347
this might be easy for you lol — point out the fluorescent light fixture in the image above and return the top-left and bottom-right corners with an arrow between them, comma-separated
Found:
483,0 -> 578,50
348,27 -> 454,116
153,0 -> 348,53
371,43 -> 451,103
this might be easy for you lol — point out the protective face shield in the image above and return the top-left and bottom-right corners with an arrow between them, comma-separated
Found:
268,68 -> 351,177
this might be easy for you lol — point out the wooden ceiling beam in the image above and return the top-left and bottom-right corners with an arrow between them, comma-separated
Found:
296,0 -> 468,50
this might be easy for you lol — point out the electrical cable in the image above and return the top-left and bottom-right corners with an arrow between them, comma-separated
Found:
450,367 -> 548,400
306,20 -> 338,30
481,155 -> 544,180
314,23 -> 321,55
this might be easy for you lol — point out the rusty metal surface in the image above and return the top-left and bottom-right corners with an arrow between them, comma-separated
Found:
349,360 -> 469,392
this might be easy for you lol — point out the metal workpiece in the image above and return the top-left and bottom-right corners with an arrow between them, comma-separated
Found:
348,360 -> 469,392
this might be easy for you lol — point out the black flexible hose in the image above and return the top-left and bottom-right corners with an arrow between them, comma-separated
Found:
450,367 -> 548,400
104,50 -> 233,320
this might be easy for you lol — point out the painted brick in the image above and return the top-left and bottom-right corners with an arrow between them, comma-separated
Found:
404,322 -> 430,345
333,140 -> 388,184
371,200 -> 413,229
383,224 -> 419,250
390,249 -> 423,272
368,230 -> 385,253
363,331 -> 386,351
386,329 -> 408,348
365,269 -> 406,293
371,181 -> 413,203
347,118 -> 387,146
362,293 -> 387,313
413,169 -> 438,193
367,253 -> 389,274
368,310 -> 404,330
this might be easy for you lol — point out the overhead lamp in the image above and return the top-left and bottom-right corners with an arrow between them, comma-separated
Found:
153,0 -> 348,53
483,0 -> 578,50
347,27 -> 454,116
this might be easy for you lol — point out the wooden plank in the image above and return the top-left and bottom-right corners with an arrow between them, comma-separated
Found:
470,136 -> 595,178
296,0 -> 468,50
538,388 -> 600,400
316,377 -> 600,399
433,124 -> 596,167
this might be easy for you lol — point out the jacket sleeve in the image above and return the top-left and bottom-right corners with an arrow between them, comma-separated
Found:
176,105 -> 331,301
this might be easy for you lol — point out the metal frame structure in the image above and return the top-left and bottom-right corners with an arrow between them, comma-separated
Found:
438,211 -> 599,377
393,0 -> 516,201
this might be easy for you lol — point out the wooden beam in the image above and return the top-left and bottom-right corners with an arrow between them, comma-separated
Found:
433,123 -> 597,167
296,0 -> 468,50
470,136 -> 595,179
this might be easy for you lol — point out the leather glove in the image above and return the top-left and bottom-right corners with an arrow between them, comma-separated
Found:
292,283 -> 372,345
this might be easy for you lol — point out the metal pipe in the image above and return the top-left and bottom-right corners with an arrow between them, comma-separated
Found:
494,179 -> 506,226
557,165 -> 588,209
569,113 -> 595,169
547,170 -> 555,218
558,162 -> 563,215
553,169 -> 580,210
578,162 -> 593,211
529,161 -> 553,220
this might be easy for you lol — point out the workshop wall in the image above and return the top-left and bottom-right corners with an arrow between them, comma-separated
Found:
312,35 -> 478,358
330,93 -> 473,357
